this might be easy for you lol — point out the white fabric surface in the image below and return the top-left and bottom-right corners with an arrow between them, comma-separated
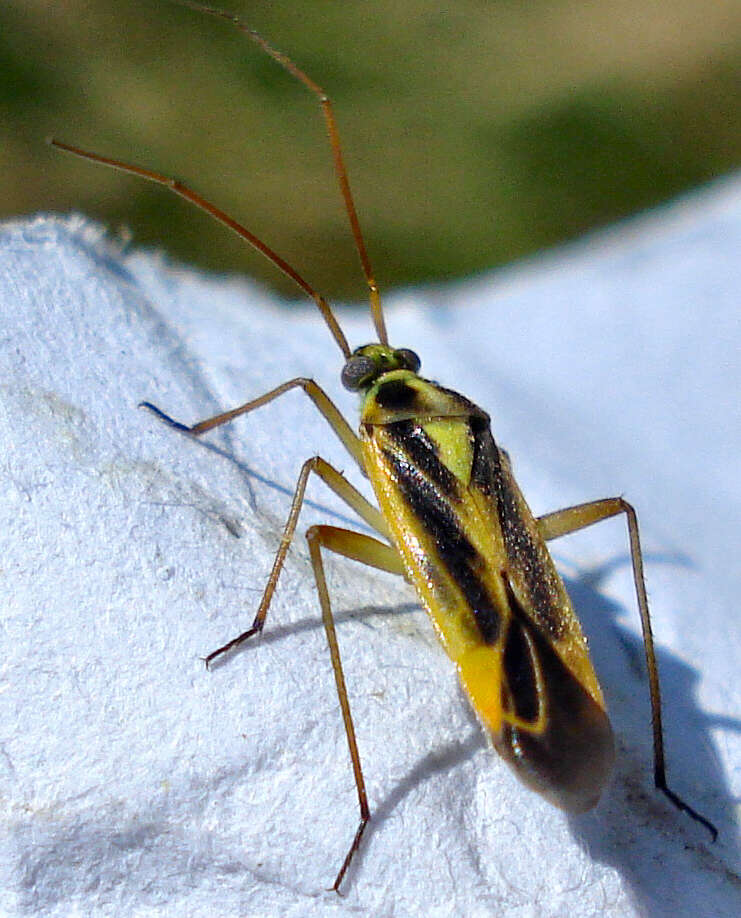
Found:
1,181 -> 739,916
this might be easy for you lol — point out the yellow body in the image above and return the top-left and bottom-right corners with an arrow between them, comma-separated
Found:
360,370 -> 615,812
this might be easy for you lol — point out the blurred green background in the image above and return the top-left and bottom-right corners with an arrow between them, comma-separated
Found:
2,0 -> 740,301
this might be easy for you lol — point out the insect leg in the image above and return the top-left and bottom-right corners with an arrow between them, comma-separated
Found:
205,456 -> 394,666
305,524 -> 405,892
537,498 -> 718,840
142,377 -> 365,472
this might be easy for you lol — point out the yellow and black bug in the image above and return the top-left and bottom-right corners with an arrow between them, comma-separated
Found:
50,0 -> 717,893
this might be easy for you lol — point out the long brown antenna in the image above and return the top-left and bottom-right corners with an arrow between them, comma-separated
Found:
47,138 -> 351,358
175,0 -> 389,345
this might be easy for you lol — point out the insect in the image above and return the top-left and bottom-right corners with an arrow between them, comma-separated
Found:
50,0 -> 717,892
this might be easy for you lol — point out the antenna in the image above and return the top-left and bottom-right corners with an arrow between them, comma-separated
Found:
175,0 -> 388,345
48,138 -> 351,357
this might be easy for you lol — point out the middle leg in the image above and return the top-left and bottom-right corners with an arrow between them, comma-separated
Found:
205,455 -> 393,665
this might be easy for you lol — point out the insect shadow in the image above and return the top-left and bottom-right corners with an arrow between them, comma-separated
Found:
564,567 -> 740,914
201,458 -> 739,905
152,421 -> 366,530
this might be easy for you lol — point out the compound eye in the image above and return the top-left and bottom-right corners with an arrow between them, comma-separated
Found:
341,355 -> 377,391
396,348 -> 421,373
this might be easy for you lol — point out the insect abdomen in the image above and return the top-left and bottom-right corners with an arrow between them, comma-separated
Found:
361,372 -> 614,813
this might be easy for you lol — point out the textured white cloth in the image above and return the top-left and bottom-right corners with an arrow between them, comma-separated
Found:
1,182 -> 739,916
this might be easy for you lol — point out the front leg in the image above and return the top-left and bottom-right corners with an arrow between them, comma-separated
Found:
141,376 -> 365,472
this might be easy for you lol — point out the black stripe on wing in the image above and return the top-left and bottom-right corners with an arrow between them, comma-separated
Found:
471,419 -> 567,640
382,420 -> 501,645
